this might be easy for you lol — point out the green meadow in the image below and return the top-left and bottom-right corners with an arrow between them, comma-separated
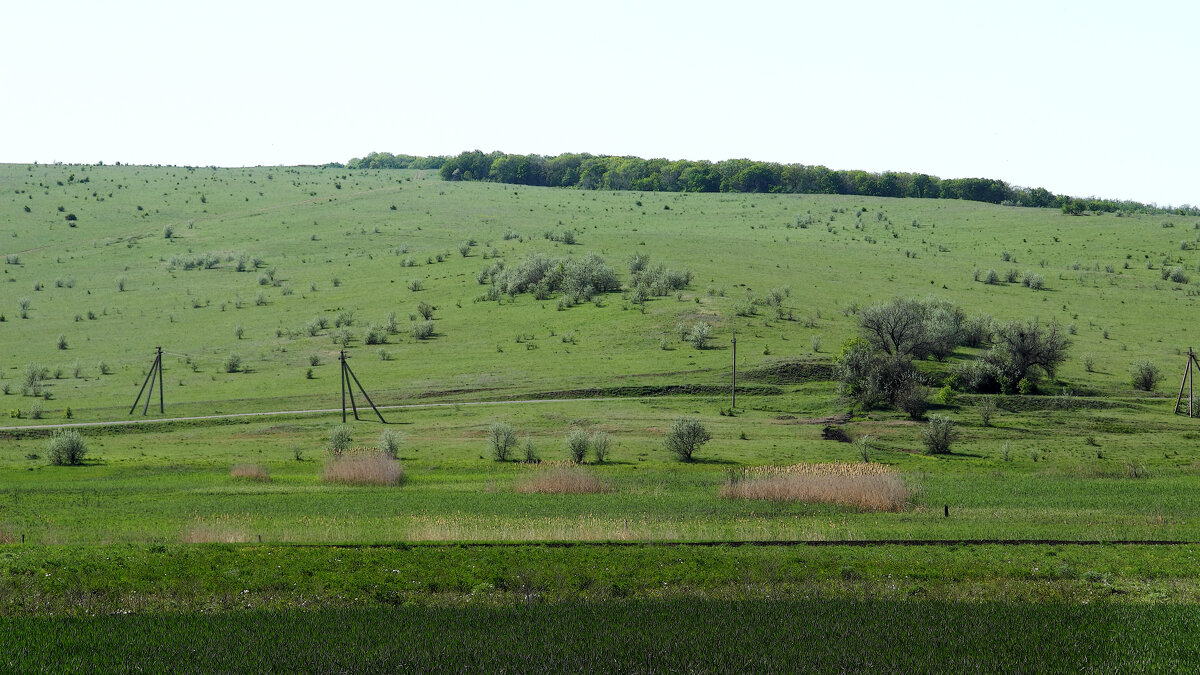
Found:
2,163 -> 1199,670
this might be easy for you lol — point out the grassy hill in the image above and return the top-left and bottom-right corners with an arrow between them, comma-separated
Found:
2,163 -> 1198,420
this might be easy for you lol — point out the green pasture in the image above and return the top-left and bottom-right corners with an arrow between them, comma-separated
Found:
1,395 -> 1198,545
7,598 -> 1198,673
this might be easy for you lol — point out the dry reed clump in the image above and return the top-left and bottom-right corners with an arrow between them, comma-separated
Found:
513,463 -> 608,495
721,463 -> 911,512
0,524 -> 14,544
230,463 -> 271,482
322,448 -> 404,486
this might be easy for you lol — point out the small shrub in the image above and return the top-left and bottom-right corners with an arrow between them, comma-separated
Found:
328,425 -> 352,454
223,353 -> 243,373
364,324 -> 387,345
933,385 -> 957,406
978,397 -> 998,427
1082,354 -> 1095,372
921,415 -> 957,455
894,378 -> 930,419
854,435 -> 873,463
379,429 -> 402,459
665,417 -> 711,462
230,464 -> 270,482
234,325 -> 244,340
47,430 -> 87,465
411,320 -> 435,340
566,428 -> 590,463
522,438 -> 540,463
591,432 -> 611,463
56,334 -> 67,350
687,322 -> 711,350
1130,360 -> 1161,391
488,422 -> 519,461
408,279 -> 424,292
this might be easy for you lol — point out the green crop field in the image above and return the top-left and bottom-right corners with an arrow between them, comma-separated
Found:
2,163 -> 1199,670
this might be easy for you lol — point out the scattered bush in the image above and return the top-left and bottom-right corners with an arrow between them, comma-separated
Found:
665,417 -> 711,462
328,425 -> 352,454
978,396 -> 998,427
411,320 -> 435,340
379,430 -> 402,459
1130,360 -> 1161,391
230,464 -> 270,482
488,422 -> 519,461
591,431 -> 612,463
47,430 -> 87,466
364,324 -> 387,345
478,252 -> 620,304
921,415 -> 957,455
933,385 -> 957,406
687,322 -> 711,350
522,438 -> 540,463
893,375 -> 930,419
566,428 -> 590,463
223,353 -> 243,373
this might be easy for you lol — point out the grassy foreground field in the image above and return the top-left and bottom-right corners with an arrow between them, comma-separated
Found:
3,164 -> 1199,669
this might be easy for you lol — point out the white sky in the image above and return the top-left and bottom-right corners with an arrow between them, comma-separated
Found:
3,1 -> 1197,206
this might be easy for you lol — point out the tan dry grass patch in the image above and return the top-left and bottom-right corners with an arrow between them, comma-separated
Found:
514,464 -> 608,495
181,514 -> 254,543
0,525 -> 14,544
722,463 -> 911,512
322,450 -> 404,486
230,463 -> 271,482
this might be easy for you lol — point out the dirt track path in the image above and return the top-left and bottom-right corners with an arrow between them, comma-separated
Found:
0,396 -> 627,432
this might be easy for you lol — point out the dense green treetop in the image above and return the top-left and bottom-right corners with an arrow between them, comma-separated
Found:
345,150 -> 1194,215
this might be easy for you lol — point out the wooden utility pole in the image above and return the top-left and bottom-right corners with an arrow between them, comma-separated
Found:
129,347 -> 164,415
1173,348 -> 1200,417
731,330 -> 737,411
339,350 -> 387,424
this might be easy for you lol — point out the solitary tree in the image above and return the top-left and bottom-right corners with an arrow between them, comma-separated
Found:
488,422 -> 518,461
985,320 -> 1070,390
859,297 -> 930,358
664,417 -> 711,462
